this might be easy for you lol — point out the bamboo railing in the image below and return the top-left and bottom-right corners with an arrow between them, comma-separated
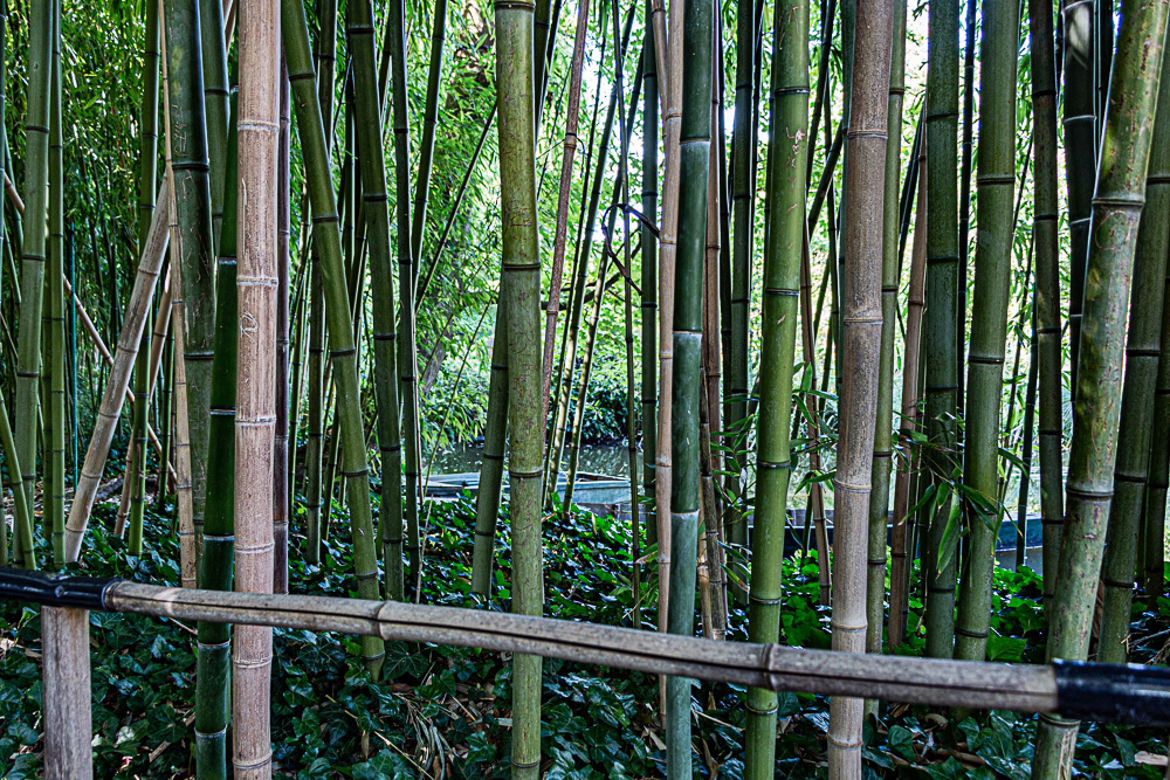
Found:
4,564 -> 1170,777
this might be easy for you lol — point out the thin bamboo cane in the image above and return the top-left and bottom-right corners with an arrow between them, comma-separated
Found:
282,0 -> 386,675
546,7 -> 627,501
827,0 -> 891,770
62,182 -> 170,562
541,0 -> 591,420
0,394 -> 35,569
953,0 -> 1020,663
47,0 -> 65,564
232,0 -> 280,770
274,59 -> 291,595
641,17 -> 658,555
1033,3 -> 1170,772
199,0 -> 230,248
129,0 -> 161,557
409,0 -> 447,269
866,0 -> 906,662
470,302 -> 507,597
1031,0 -> 1065,609
303,0 -> 335,567
1064,0 -> 1095,396
384,0 -> 424,595
1145,268 -> 1170,600
347,0 -> 405,604
493,0 -> 544,773
743,0 -> 808,759
13,0 -> 51,518
724,0 -> 757,555
1097,47 -> 1170,663
889,147 -> 926,650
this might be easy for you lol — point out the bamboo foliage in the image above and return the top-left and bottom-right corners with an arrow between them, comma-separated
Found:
1033,2 -> 1170,772
744,0 -> 808,770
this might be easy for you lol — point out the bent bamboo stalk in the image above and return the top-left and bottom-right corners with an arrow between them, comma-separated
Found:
62,178 -> 171,563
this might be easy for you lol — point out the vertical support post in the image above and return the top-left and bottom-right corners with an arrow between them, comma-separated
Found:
42,606 -> 92,780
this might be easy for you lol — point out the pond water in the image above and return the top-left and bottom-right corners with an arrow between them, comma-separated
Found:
429,441 -> 643,478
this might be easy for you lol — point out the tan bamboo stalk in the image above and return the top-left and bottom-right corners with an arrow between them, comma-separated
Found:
889,146 -> 927,649
42,606 -> 92,780
232,0 -> 280,772
827,0 -> 892,772
653,0 -> 683,649
62,181 -> 171,562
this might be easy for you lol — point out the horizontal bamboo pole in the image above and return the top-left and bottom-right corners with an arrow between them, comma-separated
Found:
3,569 -> 1166,731
97,582 -> 1052,715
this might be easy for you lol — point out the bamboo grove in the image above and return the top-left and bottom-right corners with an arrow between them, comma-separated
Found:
0,0 -> 1169,774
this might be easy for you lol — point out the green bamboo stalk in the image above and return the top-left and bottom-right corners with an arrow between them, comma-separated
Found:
283,0 -> 386,675
665,0 -> 713,770
1030,0 -> 1065,609
1033,3 -> 1170,772
827,0 -> 891,770
164,0 -> 218,562
385,0 -> 423,594
347,0 -> 406,602
865,0 -> 906,661
922,0 -> 960,660
1097,47 -> 1170,663
1064,0 -> 1095,396
953,0 -> 1020,663
194,94 -> 239,780
13,0 -> 51,523
492,1 -> 544,775
743,0 -> 808,768
129,0 -> 161,557
47,0 -> 65,565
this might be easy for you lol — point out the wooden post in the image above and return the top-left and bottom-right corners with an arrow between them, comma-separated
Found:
42,606 -> 92,780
